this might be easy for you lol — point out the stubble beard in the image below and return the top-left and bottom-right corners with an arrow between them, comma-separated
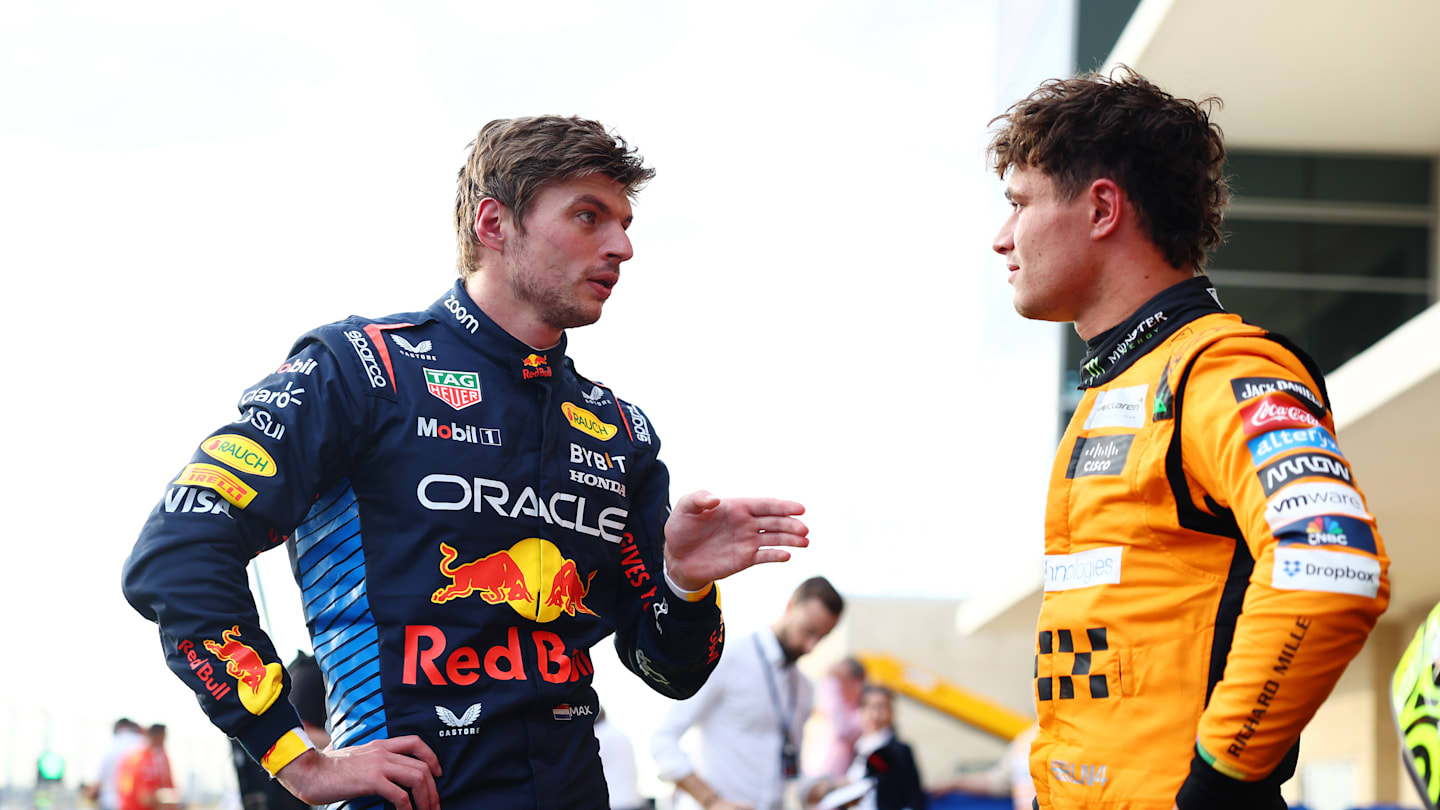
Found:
506,231 -> 602,332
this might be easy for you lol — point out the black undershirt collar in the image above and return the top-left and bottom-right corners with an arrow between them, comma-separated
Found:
1077,276 -> 1225,389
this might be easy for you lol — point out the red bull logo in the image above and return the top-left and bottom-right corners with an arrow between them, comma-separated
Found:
403,625 -> 596,686
432,544 -> 533,605
545,559 -> 599,617
200,626 -> 284,715
520,353 -> 552,380
432,538 -> 600,622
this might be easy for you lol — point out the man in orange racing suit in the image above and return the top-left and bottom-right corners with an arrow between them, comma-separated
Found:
989,69 -> 1390,808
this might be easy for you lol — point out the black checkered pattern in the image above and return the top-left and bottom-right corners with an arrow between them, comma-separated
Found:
1036,627 -> 1110,701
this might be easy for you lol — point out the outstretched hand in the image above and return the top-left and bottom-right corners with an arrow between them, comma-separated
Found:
663,491 -> 808,591
277,735 -> 442,810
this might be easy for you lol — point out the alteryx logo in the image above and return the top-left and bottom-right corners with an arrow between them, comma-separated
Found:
1247,426 -> 1344,467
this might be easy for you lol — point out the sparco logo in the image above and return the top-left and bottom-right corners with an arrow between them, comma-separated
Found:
345,330 -> 388,389
445,293 -> 480,334
1257,452 -> 1352,497
626,403 -> 652,444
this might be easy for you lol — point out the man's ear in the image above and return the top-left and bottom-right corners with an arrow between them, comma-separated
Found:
475,198 -> 506,252
1088,178 -> 1123,240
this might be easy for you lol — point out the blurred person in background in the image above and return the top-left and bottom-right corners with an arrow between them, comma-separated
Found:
122,115 -> 810,810
652,576 -> 844,810
593,706 -> 646,810
86,718 -> 146,810
807,657 -> 866,780
990,67 -> 1389,808
843,686 -> 925,810
117,724 -> 177,810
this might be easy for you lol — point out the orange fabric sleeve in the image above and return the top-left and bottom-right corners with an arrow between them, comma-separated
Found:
1179,337 -> 1389,782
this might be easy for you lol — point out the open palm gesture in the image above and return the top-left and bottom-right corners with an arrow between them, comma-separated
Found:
662,491 -> 809,591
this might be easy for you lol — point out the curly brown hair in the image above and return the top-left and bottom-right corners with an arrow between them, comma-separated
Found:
987,66 -> 1229,271
454,116 -> 655,278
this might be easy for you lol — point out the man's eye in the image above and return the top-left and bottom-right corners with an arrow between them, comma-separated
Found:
578,211 -> 596,224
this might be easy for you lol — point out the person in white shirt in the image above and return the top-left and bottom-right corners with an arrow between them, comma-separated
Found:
86,718 -> 145,810
651,577 -> 844,810
594,706 -> 646,810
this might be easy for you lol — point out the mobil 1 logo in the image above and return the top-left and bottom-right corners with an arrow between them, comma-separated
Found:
1066,435 -> 1134,479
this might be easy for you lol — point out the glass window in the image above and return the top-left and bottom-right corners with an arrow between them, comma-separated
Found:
1226,152 -> 1433,205
1210,221 -> 1429,279
1216,287 -> 1430,374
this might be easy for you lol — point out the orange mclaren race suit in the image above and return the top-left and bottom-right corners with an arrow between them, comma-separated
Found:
1032,276 -> 1390,809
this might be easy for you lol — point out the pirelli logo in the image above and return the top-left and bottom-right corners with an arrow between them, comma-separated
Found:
1036,628 -> 1110,701
174,463 -> 258,509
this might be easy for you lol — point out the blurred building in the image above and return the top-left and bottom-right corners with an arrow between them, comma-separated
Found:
947,2 -> 1440,809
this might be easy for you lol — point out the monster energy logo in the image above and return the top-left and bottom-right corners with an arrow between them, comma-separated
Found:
1083,358 -> 1103,379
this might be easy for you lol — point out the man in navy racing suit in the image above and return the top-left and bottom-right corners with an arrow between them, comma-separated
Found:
122,116 -> 810,810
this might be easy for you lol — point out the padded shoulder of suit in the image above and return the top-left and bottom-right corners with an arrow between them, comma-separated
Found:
1165,317 -> 1331,415
295,315 -> 424,402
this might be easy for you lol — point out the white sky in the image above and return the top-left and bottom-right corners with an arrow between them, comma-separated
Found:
0,0 -> 1067,795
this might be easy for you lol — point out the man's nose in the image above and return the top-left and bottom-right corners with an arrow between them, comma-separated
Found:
605,225 -> 634,263
993,219 -> 1014,256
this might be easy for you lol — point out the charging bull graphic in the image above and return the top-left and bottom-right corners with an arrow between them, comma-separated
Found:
432,543 -> 533,605
545,559 -> 599,617
203,625 -> 285,715
433,538 -> 600,622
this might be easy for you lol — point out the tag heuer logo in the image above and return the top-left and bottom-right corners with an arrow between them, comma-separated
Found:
424,368 -> 482,410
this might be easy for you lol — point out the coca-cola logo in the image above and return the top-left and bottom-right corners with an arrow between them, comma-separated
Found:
1240,393 -> 1320,437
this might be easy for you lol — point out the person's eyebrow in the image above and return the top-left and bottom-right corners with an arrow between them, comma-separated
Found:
573,193 -> 613,215
573,193 -> 633,225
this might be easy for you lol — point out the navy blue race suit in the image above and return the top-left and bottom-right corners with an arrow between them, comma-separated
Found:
123,281 -> 725,809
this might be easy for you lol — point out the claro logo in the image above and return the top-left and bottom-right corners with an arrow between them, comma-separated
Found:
417,475 -> 628,543
345,330 -> 388,389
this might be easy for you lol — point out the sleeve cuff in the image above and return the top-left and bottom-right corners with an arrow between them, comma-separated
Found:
663,564 -> 715,603
1175,743 -> 1278,809
261,727 -> 315,776
234,704 -> 307,771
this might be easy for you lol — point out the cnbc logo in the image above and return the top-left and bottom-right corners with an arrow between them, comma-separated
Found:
1305,517 -> 1347,546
